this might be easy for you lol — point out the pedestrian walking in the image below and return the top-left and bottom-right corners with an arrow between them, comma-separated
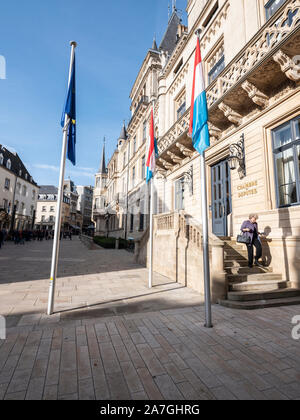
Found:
240,214 -> 264,268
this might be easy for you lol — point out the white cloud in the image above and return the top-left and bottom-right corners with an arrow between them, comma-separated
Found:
34,163 -> 95,178
34,164 -> 59,172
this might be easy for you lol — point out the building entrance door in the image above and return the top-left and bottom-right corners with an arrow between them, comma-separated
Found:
211,160 -> 232,237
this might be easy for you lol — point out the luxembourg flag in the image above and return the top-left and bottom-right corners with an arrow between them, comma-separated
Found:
189,37 -> 210,155
146,108 -> 158,184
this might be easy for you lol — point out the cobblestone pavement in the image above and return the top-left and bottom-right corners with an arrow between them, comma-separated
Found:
0,238 -> 299,400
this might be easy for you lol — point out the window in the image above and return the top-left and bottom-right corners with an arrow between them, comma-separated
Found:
123,152 -> 126,168
41,216 -> 45,222
30,206 -> 34,216
139,213 -> 144,231
133,137 -> 137,154
0,154 -> 3,165
175,90 -> 186,121
32,190 -> 36,200
50,206 -> 54,212
143,121 -> 147,142
21,203 -> 25,214
6,159 -> 11,170
4,178 -> 10,190
177,102 -> 186,120
42,206 -> 46,212
22,186 -> 27,196
265,0 -> 285,20
175,177 -> 185,210
132,166 -> 136,187
141,155 -> 146,179
174,58 -> 183,76
3,199 -> 8,211
15,201 -> 19,211
272,115 -> 300,207
203,1 -> 219,28
208,55 -> 225,84
49,216 -> 54,222
130,213 -> 134,232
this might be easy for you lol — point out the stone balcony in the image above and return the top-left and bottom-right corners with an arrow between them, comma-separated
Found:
157,0 -> 300,171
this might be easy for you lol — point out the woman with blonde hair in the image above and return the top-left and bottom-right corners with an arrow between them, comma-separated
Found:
241,214 -> 264,268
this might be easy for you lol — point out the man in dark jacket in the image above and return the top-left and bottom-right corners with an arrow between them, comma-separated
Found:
241,214 -> 264,268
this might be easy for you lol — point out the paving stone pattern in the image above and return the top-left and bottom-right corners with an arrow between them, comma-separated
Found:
0,238 -> 299,400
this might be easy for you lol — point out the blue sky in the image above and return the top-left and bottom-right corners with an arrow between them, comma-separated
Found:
0,0 -> 187,188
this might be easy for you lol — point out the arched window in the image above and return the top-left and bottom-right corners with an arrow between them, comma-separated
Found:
6,159 -> 11,170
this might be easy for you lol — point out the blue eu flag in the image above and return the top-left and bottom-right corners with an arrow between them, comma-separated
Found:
61,56 -> 76,165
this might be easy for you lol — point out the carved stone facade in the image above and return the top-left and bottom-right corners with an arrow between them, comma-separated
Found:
94,0 -> 300,295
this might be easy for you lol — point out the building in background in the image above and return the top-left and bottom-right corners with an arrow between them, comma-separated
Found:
92,141 -> 108,235
92,0 -> 300,307
64,179 -> 82,233
92,10 -> 182,240
0,145 -> 39,231
76,185 -> 94,230
35,186 -> 71,231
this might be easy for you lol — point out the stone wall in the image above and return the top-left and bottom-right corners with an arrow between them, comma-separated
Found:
137,211 -> 227,303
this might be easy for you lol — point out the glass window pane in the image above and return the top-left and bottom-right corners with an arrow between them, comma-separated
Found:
275,148 -> 297,206
295,117 -> 300,139
273,122 -> 292,149
265,0 -> 285,20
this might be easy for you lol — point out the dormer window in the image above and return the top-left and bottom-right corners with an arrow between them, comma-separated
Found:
6,159 -> 11,170
25,173 -> 28,180
0,154 -> 3,165
19,170 -> 22,176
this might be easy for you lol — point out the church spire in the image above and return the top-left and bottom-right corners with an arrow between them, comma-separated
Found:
99,137 -> 106,174
152,35 -> 158,51
119,121 -> 128,141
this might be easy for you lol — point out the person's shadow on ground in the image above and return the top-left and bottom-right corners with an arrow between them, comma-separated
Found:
262,225 -> 272,267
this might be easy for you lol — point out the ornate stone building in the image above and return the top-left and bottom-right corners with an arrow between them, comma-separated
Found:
0,145 -> 39,231
94,0 -> 300,308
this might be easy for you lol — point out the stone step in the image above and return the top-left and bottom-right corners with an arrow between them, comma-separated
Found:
218,295 -> 300,310
224,260 -> 249,268
224,254 -> 248,262
224,249 -> 248,258
225,266 -> 272,275
227,272 -> 282,283
224,243 -> 245,251
229,280 -> 288,292
227,288 -> 300,302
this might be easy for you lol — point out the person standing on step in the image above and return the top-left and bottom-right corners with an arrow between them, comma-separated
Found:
241,214 -> 264,269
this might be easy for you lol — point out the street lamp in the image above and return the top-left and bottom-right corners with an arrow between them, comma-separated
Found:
228,134 -> 246,178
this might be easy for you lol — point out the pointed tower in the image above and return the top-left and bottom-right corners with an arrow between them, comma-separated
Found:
151,36 -> 158,52
99,138 -> 106,174
93,139 -> 108,232
94,138 -> 108,195
118,122 -> 128,150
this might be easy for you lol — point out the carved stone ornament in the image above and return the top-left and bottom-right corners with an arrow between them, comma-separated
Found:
273,49 -> 300,82
218,102 -> 242,125
241,80 -> 269,107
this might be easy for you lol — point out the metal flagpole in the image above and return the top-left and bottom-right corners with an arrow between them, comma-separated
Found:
200,152 -> 212,328
47,41 -> 77,316
148,177 -> 154,289
196,29 -> 212,328
148,100 -> 155,289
